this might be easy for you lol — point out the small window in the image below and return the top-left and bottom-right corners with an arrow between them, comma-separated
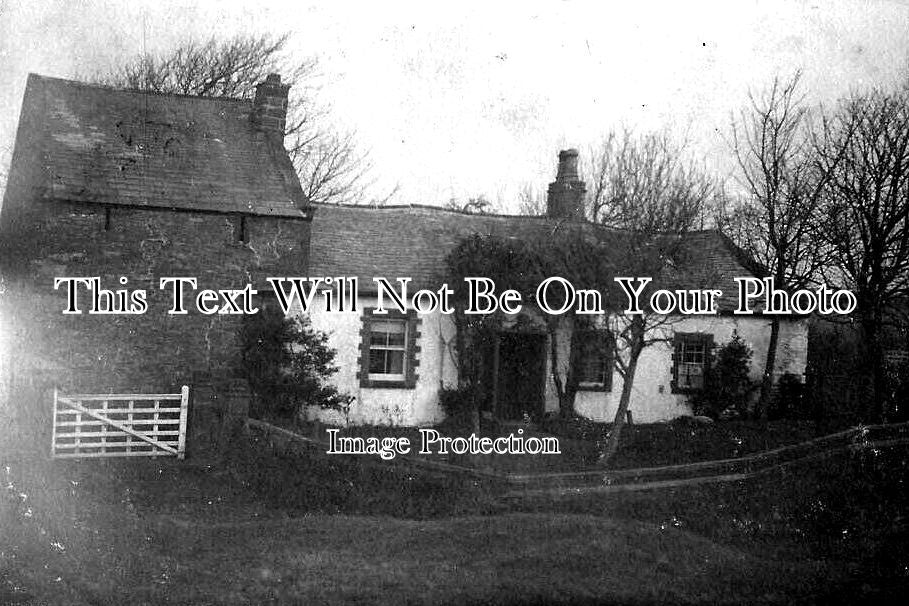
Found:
358,310 -> 420,388
672,333 -> 713,393
368,320 -> 407,380
232,215 -> 248,243
575,330 -> 613,391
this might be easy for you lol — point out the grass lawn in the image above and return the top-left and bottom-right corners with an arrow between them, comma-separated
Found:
3,432 -> 908,605
271,415 -> 851,474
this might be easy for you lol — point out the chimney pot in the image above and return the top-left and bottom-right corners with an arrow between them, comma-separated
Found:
547,148 -> 586,220
556,149 -> 580,181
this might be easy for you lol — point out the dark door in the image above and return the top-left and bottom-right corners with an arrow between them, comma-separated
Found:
496,333 -> 546,421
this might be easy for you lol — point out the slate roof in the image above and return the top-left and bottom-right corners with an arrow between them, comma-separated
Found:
308,203 -> 764,311
15,74 -> 309,217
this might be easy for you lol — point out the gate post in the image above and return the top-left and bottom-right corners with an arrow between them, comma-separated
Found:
220,378 -> 251,449
187,371 -> 250,459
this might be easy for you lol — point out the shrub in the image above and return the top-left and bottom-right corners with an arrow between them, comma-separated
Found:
437,387 -> 482,433
240,309 -> 352,419
768,372 -> 807,420
885,359 -> 909,422
539,413 -> 607,442
439,387 -> 472,419
691,334 -> 755,419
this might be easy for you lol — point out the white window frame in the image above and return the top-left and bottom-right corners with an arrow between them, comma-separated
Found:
367,318 -> 408,382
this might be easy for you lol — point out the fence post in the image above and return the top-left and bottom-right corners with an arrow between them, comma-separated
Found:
177,385 -> 189,459
50,386 -> 58,458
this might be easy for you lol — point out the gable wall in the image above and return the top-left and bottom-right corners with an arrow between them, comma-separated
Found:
0,198 -> 310,400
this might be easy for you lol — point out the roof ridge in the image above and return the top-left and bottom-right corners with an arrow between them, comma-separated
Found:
30,73 -> 252,104
312,201 -> 591,222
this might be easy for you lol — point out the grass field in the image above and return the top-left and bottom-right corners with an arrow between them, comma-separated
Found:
2,432 -> 908,605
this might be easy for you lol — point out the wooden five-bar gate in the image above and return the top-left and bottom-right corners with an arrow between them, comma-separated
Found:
51,386 -> 190,459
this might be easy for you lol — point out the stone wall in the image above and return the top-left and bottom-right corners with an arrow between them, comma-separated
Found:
0,197 -> 310,436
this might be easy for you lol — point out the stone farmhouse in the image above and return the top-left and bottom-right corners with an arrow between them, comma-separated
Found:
0,73 -> 808,435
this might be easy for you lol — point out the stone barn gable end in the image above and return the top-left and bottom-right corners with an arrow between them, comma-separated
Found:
0,73 -> 313,398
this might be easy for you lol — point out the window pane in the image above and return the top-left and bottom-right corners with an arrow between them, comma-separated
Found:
386,329 -> 406,348
675,335 -> 709,390
368,319 -> 407,377
372,320 -> 405,335
680,363 -> 704,389
368,350 -> 387,374
680,342 -> 704,364
386,350 -> 405,375
577,331 -> 609,384
370,321 -> 406,349
579,357 -> 606,383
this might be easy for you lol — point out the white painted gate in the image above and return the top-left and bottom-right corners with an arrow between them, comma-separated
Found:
51,386 -> 189,459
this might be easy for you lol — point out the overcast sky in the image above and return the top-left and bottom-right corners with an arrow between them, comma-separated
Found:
1,0 -> 908,209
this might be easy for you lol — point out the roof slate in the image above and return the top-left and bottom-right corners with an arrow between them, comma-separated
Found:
308,203 -> 763,311
24,74 -> 310,217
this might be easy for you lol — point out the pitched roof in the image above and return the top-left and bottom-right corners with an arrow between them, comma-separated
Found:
309,203 -> 762,311
14,74 -> 310,217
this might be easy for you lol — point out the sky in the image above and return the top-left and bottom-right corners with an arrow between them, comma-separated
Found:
1,0 -> 908,210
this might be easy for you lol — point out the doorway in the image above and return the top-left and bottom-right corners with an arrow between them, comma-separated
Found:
495,332 -> 546,421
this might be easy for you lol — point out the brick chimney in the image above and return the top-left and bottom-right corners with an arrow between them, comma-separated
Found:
547,149 -> 586,220
252,74 -> 290,141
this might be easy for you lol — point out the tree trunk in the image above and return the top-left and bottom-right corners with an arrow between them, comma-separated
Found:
861,311 -> 886,422
550,320 -> 579,418
756,316 -> 781,420
598,320 -> 644,467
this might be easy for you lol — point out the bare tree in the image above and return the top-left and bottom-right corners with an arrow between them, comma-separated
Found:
585,129 -> 712,230
91,34 -> 378,205
444,195 -> 495,214
815,82 -> 909,420
729,72 -> 831,418
590,129 -> 718,466
516,182 -> 547,215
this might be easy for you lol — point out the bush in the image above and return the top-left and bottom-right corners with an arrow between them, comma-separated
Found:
539,413 -> 607,442
691,334 -> 755,419
768,372 -> 807,420
240,309 -> 352,419
437,387 -> 482,433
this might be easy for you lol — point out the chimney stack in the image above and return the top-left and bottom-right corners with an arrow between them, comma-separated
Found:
252,74 -> 290,142
547,149 -> 586,220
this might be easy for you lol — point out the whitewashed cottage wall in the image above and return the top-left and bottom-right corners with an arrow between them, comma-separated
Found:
305,294 -> 808,426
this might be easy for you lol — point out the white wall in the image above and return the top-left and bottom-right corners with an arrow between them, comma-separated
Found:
306,295 -> 808,426
568,315 -> 808,423
306,295 -> 458,426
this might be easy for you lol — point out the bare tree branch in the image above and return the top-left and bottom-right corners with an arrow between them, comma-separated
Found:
727,71 -> 834,417
815,80 -> 909,420
584,129 -> 715,232
588,130 -> 720,466
88,34 -> 381,206
515,182 -> 547,215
